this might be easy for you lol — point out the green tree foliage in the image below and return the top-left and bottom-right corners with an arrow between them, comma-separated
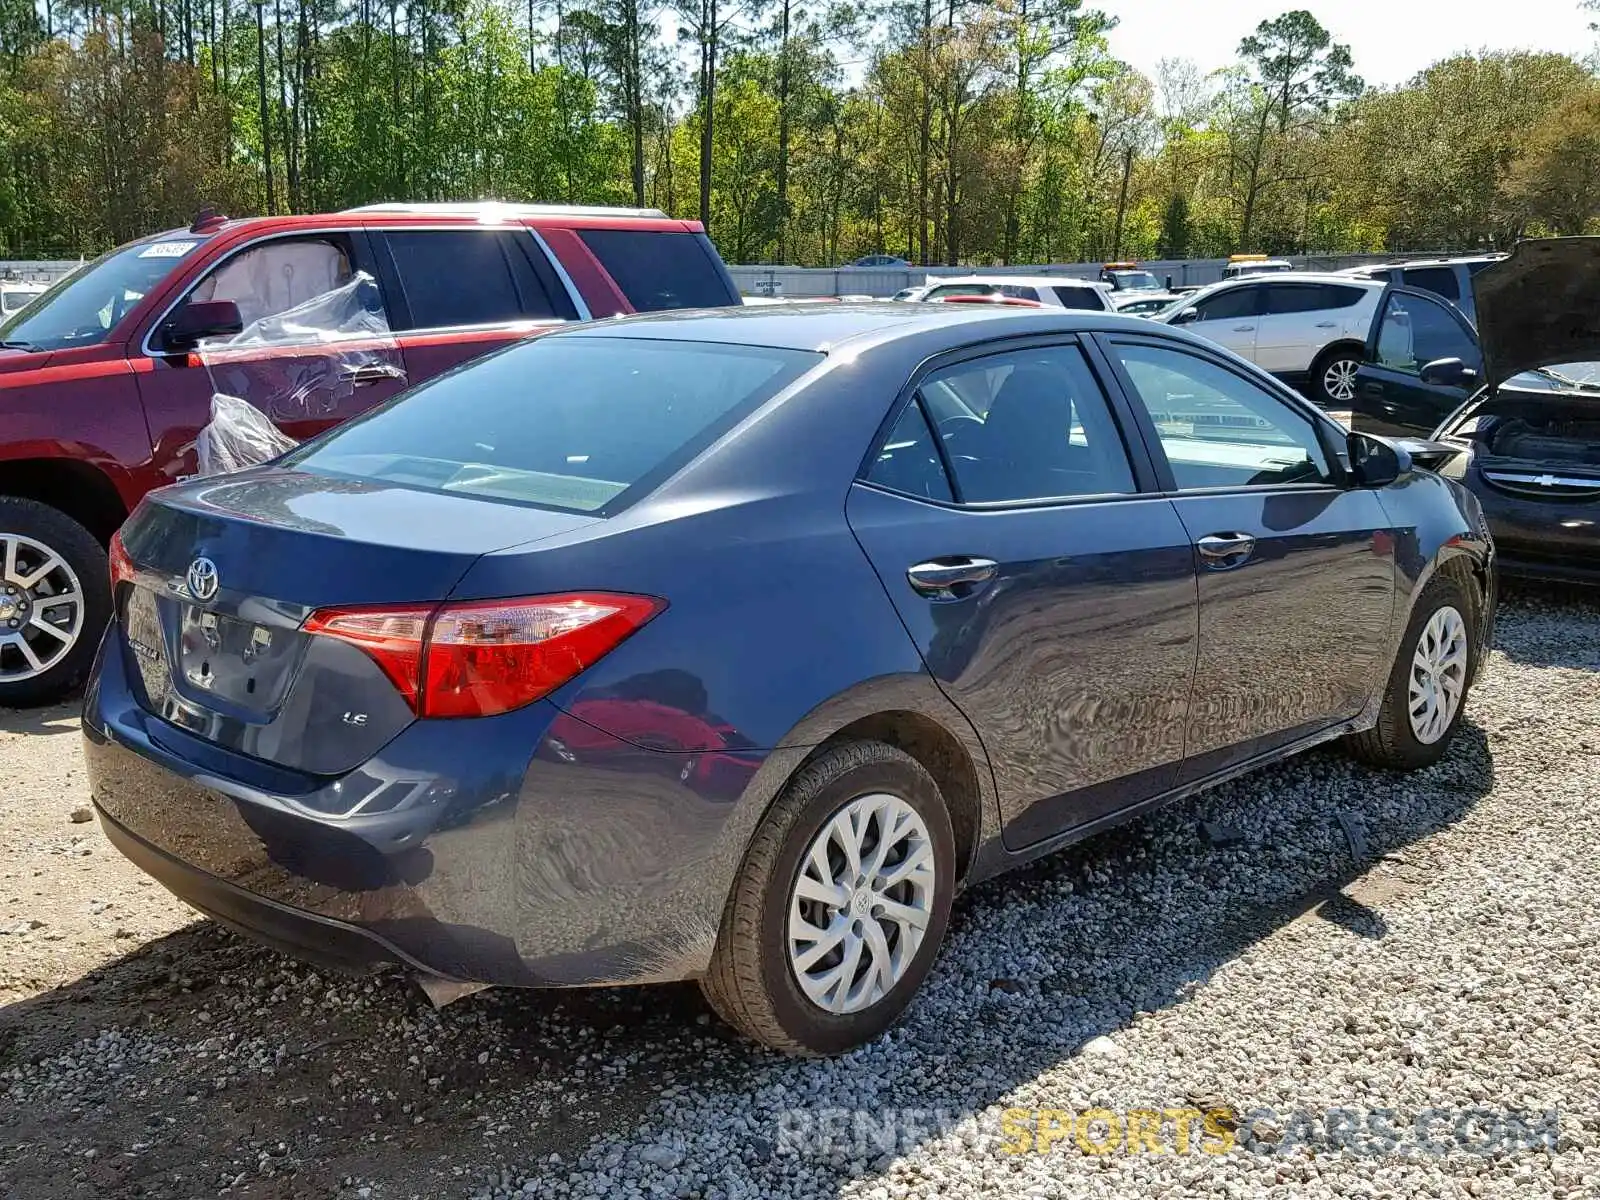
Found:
0,3 -> 1598,264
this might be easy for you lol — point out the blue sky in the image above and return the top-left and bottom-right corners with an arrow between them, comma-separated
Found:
1099,0 -> 1594,87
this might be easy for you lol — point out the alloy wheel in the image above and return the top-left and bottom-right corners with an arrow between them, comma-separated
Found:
787,792 -> 936,1014
1408,605 -> 1468,745
1322,356 -> 1360,403
0,532 -> 85,684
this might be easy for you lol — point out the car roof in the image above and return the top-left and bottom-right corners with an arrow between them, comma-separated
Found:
554,301 -> 1154,352
928,275 -> 1110,290
140,204 -> 702,242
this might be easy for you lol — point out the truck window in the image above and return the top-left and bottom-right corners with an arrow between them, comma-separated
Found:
577,230 -> 737,311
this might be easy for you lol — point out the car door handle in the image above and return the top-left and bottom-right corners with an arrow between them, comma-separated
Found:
1315,321 -> 1337,328
1232,324 -> 1255,332
1196,533 -> 1256,569
339,363 -> 402,387
907,557 -> 998,598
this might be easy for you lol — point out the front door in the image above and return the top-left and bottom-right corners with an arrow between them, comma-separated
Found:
1102,336 -> 1396,780
1351,287 -> 1479,436
845,340 -> 1199,849
1181,282 -> 1263,362
135,231 -> 409,483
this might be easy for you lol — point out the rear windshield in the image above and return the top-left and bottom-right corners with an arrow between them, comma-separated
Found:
291,336 -> 821,514
578,230 -> 737,311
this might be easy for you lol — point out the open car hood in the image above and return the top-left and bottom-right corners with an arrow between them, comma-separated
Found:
1475,237 -> 1600,389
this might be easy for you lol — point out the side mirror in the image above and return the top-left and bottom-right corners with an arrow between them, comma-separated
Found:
1347,431 -> 1413,488
1169,307 -> 1199,325
1419,356 -> 1478,387
158,299 -> 244,351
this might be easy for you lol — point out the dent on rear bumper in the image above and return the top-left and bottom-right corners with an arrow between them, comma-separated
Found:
82,628 -> 770,988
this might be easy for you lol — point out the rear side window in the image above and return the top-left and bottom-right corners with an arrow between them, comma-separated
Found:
917,345 -> 1136,503
1052,286 -> 1107,311
293,337 -> 819,513
385,231 -> 531,329
578,230 -> 736,310
866,401 -> 954,502
1400,266 -> 1460,302
1263,283 -> 1367,313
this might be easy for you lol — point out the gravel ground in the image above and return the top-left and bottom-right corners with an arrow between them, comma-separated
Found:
3,581 -> 1598,1200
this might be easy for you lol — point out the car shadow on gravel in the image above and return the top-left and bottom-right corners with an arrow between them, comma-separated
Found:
1,722 -> 1498,1200
0,699 -> 85,737
1492,579 -> 1600,669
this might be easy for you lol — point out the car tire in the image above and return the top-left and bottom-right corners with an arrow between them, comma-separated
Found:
1345,573 -> 1474,771
700,740 -> 956,1055
0,499 -> 110,709
1312,344 -> 1363,407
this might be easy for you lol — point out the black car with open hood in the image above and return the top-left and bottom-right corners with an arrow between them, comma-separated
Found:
1351,237 -> 1600,583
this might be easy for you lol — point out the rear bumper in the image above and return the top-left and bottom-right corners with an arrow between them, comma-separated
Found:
82,623 -> 770,987
96,803 -> 448,979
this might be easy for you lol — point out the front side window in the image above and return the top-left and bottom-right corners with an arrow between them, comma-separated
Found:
1374,292 -> 1476,375
0,236 -> 211,351
916,345 -> 1136,503
191,236 -> 355,328
292,337 -> 820,514
1192,287 -> 1260,322
1113,342 -> 1335,489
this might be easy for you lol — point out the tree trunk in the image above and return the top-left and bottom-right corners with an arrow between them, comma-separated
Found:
775,0 -> 790,261
255,1 -> 275,213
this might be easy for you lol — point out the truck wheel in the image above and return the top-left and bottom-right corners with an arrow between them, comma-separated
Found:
700,741 -> 955,1055
0,499 -> 110,708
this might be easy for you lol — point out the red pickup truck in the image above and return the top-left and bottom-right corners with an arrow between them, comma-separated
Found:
0,203 -> 741,705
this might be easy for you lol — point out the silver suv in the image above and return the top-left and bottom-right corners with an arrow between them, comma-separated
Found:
1157,274 -> 1386,406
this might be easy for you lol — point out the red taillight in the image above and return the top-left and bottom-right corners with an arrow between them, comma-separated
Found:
302,604 -> 433,710
108,530 -> 135,592
304,593 -> 664,719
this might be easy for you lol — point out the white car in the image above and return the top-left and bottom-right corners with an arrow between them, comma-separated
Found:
1111,291 -> 1181,317
1222,258 -> 1295,280
0,280 -> 47,317
1157,273 -> 1386,406
917,275 -> 1114,311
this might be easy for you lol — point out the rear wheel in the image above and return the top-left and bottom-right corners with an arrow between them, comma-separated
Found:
700,741 -> 955,1055
0,499 -> 110,708
1345,573 -> 1473,770
1313,344 -> 1363,407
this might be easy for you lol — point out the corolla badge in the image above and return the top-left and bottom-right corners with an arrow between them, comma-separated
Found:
186,556 -> 220,602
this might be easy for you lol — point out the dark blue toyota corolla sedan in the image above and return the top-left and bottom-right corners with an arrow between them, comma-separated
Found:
84,305 -> 1495,1055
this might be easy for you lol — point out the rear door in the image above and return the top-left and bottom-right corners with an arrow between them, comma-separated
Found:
1351,286 -> 1480,435
845,338 -> 1199,849
373,227 -> 577,383
1254,282 -> 1371,375
1102,335 -> 1395,779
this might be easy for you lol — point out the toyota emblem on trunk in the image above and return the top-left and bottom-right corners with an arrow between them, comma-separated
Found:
186,557 -> 220,601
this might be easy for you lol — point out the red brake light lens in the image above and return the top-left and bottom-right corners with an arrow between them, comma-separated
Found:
303,593 -> 664,719
108,530 -> 135,592
302,605 -> 433,710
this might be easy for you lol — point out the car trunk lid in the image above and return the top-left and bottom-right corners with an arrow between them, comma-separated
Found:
116,467 -> 597,774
